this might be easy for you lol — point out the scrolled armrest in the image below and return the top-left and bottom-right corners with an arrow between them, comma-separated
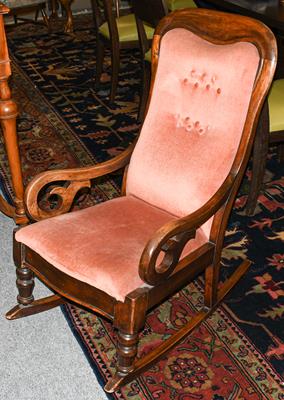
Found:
139,174 -> 234,285
25,142 -> 135,221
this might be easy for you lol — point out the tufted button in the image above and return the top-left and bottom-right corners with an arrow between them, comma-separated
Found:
206,84 -> 210,90
194,82 -> 199,88
217,88 -> 221,94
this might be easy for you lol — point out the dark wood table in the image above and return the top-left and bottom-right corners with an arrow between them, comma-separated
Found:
197,0 -> 284,77
198,0 -> 284,31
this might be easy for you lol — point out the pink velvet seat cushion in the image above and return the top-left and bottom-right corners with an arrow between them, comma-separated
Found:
15,196 -> 208,301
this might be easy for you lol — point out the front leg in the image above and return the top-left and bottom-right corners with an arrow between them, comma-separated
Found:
105,289 -> 148,392
6,235 -> 65,320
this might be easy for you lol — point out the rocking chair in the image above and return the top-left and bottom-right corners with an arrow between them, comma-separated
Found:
6,9 -> 276,393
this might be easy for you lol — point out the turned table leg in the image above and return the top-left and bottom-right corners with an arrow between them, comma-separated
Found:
61,0 -> 74,33
49,0 -> 58,19
0,6 -> 28,225
49,0 -> 74,33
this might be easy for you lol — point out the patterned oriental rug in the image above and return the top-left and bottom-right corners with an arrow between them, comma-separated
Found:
1,15 -> 283,399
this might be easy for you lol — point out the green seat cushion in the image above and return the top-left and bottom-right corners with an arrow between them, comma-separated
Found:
166,0 -> 197,11
145,49 -> 151,62
268,79 -> 284,132
5,0 -> 46,8
99,13 -> 154,42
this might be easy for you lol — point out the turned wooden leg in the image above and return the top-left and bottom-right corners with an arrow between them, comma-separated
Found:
0,11 -> 28,225
104,289 -> 148,393
6,237 -> 66,320
16,262 -> 35,305
0,113 -> 27,223
60,0 -> 74,33
9,238 -> 34,311
117,331 -> 139,377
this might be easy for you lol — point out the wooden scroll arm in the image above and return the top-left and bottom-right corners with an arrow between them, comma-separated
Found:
25,141 -> 136,221
139,173 -> 235,285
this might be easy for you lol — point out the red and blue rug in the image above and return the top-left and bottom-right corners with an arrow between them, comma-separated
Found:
1,15 -> 283,399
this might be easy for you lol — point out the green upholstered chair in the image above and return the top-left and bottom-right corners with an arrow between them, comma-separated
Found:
91,0 -> 154,102
166,0 -> 197,11
132,0 -> 168,121
245,79 -> 284,214
133,0 -> 198,121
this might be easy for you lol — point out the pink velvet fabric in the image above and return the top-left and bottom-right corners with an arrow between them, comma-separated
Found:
16,196 -> 207,301
127,28 -> 259,236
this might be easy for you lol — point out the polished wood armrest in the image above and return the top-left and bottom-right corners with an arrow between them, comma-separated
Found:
25,141 -> 135,221
139,173 -> 234,285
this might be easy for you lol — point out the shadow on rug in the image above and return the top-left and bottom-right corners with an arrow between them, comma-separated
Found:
1,15 -> 283,399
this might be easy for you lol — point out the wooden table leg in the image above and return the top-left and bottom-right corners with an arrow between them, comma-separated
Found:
61,0 -> 74,33
0,6 -> 28,225
49,0 -> 74,33
49,0 -> 59,19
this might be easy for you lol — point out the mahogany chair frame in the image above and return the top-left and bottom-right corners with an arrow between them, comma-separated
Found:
91,0 -> 142,102
6,9 -> 277,393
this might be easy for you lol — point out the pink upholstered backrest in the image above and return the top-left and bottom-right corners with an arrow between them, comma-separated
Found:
127,28 -> 259,235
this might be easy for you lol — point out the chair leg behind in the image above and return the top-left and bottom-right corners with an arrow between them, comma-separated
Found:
109,43 -> 120,102
277,142 -> 284,162
95,37 -> 105,89
245,100 -> 270,215
137,60 -> 151,123
204,212 -> 251,310
6,235 -> 65,320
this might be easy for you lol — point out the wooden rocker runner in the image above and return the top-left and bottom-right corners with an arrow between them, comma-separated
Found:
6,8 -> 277,393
